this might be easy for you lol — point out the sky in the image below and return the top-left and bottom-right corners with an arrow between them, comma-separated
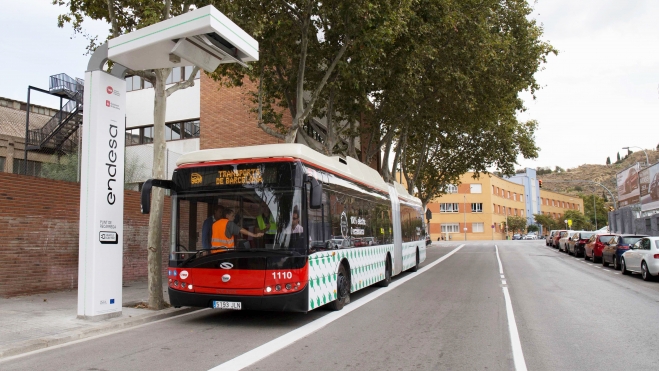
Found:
1,1 -> 658,170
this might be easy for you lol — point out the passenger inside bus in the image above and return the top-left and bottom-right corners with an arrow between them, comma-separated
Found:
211,207 -> 264,252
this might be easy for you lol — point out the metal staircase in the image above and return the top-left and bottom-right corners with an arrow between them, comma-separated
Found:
26,74 -> 84,154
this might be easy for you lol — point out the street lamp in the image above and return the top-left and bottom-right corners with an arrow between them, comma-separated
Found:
622,146 -> 649,166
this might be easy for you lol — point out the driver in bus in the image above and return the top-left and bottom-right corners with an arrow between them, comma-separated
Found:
211,208 -> 264,252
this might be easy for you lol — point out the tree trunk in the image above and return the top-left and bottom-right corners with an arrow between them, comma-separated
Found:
147,68 -> 171,310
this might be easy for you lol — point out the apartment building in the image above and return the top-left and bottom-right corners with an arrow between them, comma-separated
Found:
427,171 -> 583,241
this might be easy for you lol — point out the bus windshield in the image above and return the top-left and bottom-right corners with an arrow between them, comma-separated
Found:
171,187 -> 305,264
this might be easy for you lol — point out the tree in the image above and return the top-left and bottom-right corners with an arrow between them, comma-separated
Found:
42,152 -> 79,183
606,156 -> 611,165
617,152 -> 621,162
527,224 -> 539,233
369,0 -> 553,205
581,194 -> 608,229
564,210 -> 591,230
209,0 -> 410,151
533,213 -> 560,231
55,0 -> 203,309
507,216 -> 528,233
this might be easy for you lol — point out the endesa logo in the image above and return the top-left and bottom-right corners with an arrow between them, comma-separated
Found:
106,86 -> 113,94
106,100 -> 111,107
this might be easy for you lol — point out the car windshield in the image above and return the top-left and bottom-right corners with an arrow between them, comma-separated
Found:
598,235 -> 615,244
621,236 -> 644,245
580,232 -> 594,239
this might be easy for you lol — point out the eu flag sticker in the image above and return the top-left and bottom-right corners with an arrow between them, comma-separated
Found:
110,299 -> 115,304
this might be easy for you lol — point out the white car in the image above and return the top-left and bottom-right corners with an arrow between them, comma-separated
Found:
523,234 -> 537,240
621,237 -> 659,281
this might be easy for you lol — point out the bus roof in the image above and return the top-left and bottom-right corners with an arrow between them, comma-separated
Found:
176,143 -> 420,203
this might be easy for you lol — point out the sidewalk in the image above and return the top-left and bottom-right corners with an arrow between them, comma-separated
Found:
0,280 -> 196,359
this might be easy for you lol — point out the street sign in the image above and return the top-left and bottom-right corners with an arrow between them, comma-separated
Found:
568,219 -> 572,227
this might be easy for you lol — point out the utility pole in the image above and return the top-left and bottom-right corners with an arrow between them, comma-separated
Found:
593,196 -> 598,230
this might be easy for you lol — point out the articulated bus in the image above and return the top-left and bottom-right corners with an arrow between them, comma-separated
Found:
141,143 -> 427,312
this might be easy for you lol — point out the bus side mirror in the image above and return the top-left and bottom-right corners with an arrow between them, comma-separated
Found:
141,180 -> 154,214
141,179 -> 175,214
309,177 -> 322,209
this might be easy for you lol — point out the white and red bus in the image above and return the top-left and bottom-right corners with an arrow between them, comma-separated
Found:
141,143 -> 427,312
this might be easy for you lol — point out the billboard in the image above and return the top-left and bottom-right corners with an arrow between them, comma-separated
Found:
639,162 -> 659,212
617,163 -> 640,207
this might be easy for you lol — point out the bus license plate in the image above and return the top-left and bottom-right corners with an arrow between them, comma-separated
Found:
213,301 -> 242,310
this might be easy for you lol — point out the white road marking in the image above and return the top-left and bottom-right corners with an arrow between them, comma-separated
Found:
209,244 -> 466,371
502,280 -> 507,285
495,245 -> 528,371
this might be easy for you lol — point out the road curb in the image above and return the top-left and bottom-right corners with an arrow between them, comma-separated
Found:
0,306 -> 199,360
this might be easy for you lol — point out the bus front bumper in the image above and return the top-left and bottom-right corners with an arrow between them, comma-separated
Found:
168,284 -> 309,313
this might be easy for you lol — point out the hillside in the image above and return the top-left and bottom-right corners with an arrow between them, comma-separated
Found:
535,150 -> 659,205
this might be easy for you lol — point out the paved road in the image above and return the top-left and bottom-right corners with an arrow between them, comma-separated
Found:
3,241 -> 659,371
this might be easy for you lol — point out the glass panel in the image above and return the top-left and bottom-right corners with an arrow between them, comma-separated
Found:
598,235 -> 615,244
195,69 -> 200,79
133,76 -> 141,90
184,66 -> 193,80
621,236 -> 643,245
172,188 -> 304,264
125,77 -> 133,91
0,156 -> 5,172
173,67 -> 181,83
166,71 -> 173,84
143,79 -> 152,89
142,126 -> 154,144
183,120 -> 200,138
168,123 -> 181,140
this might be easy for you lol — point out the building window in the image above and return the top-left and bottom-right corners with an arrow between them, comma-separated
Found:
125,67 -> 200,92
470,184 -> 482,193
520,195 -> 523,202
507,191 -> 510,198
446,184 -> 458,194
441,223 -> 460,233
471,203 -> 483,213
492,185 -> 495,194
126,119 -> 200,146
0,156 -> 5,172
472,222 -> 484,233
514,209 -> 518,216
13,159 -> 42,177
513,193 -> 517,201
440,203 -> 460,213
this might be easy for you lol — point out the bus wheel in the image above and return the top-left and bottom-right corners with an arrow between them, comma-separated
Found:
376,255 -> 392,287
410,248 -> 420,272
329,264 -> 350,311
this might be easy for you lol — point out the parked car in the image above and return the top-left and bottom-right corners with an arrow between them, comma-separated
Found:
558,231 -> 577,253
602,234 -> 647,269
584,233 -> 617,263
523,234 -> 536,240
621,237 -> 659,281
512,233 -> 522,240
566,231 -> 595,257
553,230 -> 568,248
329,237 -> 349,249
546,230 -> 557,246
362,237 -> 376,246
650,173 -> 659,201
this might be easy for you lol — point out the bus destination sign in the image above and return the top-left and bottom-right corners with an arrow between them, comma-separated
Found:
216,168 -> 263,185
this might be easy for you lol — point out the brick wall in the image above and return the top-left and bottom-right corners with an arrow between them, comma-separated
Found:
200,74 -> 286,149
0,172 -> 171,297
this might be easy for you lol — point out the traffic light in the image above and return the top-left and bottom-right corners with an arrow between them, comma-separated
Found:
538,179 -> 543,188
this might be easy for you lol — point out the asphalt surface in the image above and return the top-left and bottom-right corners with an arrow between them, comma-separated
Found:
3,241 -> 659,371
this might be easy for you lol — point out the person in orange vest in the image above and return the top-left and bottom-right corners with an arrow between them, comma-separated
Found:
211,208 -> 263,251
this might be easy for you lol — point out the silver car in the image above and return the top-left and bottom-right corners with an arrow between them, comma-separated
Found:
546,230 -> 557,246
558,231 -> 577,253
621,237 -> 659,281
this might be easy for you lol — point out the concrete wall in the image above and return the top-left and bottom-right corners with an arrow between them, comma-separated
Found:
609,207 -> 659,236
125,82 -> 200,128
0,172 -> 171,297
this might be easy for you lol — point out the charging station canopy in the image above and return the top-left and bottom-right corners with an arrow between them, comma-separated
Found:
107,5 -> 258,71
